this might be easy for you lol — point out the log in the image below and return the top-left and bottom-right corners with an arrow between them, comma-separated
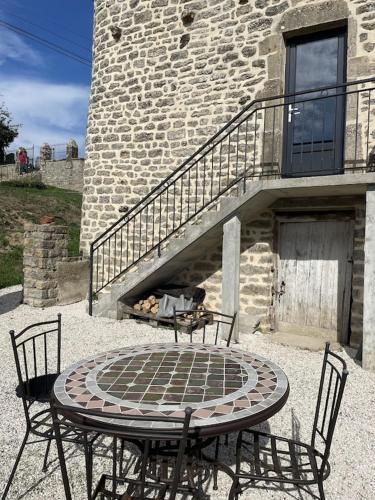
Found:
151,305 -> 158,315
143,301 -> 151,312
134,303 -> 142,311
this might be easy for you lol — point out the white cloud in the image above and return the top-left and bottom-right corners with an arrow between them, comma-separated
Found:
0,77 -> 89,151
0,28 -> 42,66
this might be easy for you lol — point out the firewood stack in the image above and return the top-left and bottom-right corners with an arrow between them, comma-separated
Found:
133,295 -> 159,315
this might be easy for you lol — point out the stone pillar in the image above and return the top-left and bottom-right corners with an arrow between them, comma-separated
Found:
66,139 -> 78,160
39,143 -> 52,163
221,215 -> 241,342
23,223 -> 68,307
363,187 -> 375,371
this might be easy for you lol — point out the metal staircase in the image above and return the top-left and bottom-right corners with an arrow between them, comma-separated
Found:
89,78 -> 375,316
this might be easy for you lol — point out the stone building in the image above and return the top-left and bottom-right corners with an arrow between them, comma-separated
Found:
82,0 -> 375,370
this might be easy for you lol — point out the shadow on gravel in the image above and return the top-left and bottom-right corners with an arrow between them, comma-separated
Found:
0,290 -> 23,315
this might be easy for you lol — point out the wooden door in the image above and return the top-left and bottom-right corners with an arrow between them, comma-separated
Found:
276,218 -> 353,343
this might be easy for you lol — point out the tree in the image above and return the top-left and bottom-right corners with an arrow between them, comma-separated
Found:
0,101 -> 19,164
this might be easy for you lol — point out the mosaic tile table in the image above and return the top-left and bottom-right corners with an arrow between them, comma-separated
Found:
53,343 -> 289,436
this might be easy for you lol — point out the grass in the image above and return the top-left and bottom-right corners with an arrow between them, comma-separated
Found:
0,181 -> 82,289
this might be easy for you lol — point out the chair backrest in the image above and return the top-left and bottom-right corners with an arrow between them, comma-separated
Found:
10,314 -> 62,419
51,402 -> 193,500
173,307 -> 236,347
311,343 -> 348,468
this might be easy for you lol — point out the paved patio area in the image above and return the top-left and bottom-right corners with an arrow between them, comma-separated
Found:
0,285 -> 374,499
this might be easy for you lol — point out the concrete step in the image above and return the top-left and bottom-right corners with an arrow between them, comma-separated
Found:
270,332 -> 342,352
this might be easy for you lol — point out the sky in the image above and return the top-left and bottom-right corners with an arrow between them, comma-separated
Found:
0,0 -> 93,155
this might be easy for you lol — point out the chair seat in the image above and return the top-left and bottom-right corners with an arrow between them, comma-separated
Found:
16,373 -> 59,403
236,429 -> 330,486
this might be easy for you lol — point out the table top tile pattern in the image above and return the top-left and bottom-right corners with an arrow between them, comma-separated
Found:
54,343 -> 289,431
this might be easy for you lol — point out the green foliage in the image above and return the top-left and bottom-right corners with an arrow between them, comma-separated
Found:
0,184 -> 83,289
0,246 -> 23,288
2,179 -> 47,189
0,101 -> 19,164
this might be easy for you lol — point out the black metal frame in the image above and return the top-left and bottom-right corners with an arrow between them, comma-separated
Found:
2,315 -> 62,499
88,77 -> 375,315
173,307 -> 237,347
51,402 -> 194,500
283,28 -> 347,177
2,315 -> 97,500
229,343 -> 348,500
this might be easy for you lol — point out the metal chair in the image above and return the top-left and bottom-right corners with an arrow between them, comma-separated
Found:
51,403 -> 194,500
173,307 -> 237,347
229,343 -> 348,500
2,315 -> 63,499
173,307 -> 237,490
3,314 -> 93,499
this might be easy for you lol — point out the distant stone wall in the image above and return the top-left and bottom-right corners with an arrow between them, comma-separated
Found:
41,159 -> 84,192
23,223 -> 88,307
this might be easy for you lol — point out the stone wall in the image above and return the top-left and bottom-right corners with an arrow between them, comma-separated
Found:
81,0 -> 375,252
176,196 -> 365,346
41,159 -> 84,192
23,224 -> 88,307
23,224 -> 69,307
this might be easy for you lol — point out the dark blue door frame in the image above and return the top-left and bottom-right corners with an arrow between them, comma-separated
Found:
282,28 -> 347,178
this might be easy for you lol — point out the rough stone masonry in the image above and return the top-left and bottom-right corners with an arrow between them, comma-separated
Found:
81,0 -> 375,251
81,0 -> 375,339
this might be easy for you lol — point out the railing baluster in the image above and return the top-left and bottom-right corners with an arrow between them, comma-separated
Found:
173,181 -> 176,231
202,156 -> 206,206
271,106 -> 276,177
366,89 -> 371,166
320,98 -> 326,172
152,200 -> 155,248
114,232 -> 117,277
253,110 -> 258,174
180,176 -> 183,227
262,107 -> 267,175
210,149 -> 214,201
132,219 -> 136,266
159,195 -> 162,249
299,101 -> 305,174
101,243 -> 105,290
138,213 -> 141,259
166,184 -> 169,241
227,133 -> 231,185
235,123 -> 240,182
87,79 -> 374,311
219,138 -> 223,195
108,238 -> 111,284
195,162 -> 198,213
126,223 -> 129,269
354,91 -> 359,171
145,204 -> 148,253
120,227 -> 123,273
244,118 -> 249,191
187,167 -> 191,219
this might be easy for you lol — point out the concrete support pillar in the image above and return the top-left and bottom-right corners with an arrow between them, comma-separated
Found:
363,187 -> 375,371
221,215 -> 241,342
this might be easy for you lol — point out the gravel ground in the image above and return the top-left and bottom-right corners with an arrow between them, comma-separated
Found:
0,284 -> 374,500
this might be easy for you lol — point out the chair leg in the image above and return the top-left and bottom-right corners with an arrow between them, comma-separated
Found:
228,478 -> 239,500
213,436 -> 220,491
42,432 -> 53,472
84,442 -> 94,500
1,429 -> 30,500
318,479 -> 325,500
119,439 -> 125,476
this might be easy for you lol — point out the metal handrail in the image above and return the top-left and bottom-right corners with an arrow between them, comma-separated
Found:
89,77 -> 375,314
